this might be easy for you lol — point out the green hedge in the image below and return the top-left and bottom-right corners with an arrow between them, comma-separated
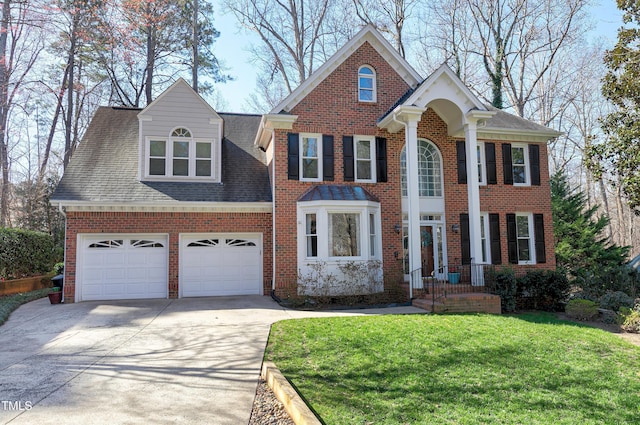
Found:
0,228 -> 57,279
487,268 -> 570,313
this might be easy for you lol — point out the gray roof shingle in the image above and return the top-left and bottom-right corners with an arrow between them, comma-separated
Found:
52,107 -> 271,204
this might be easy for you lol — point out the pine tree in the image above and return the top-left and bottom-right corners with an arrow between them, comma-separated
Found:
551,172 -> 629,276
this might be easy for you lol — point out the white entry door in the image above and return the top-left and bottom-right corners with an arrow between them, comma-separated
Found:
78,234 -> 168,301
180,234 -> 262,297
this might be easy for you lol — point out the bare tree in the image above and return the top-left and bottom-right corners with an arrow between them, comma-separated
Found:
351,0 -> 417,58
0,0 -> 45,226
222,0 -> 337,107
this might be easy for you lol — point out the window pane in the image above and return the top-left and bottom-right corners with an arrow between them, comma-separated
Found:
369,213 -> 375,256
357,160 -> 371,180
174,141 -> 189,158
306,214 -> 317,257
149,158 -> 165,175
516,216 -> 529,237
302,137 -> 318,157
330,213 -> 360,256
359,89 -> 373,101
518,239 -> 531,261
150,140 -> 165,157
477,145 -> 484,182
171,128 -> 191,137
359,77 -> 373,89
513,165 -> 526,184
359,67 -> 373,75
356,140 -> 371,159
512,147 -> 525,164
196,160 -> 211,176
196,142 -> 211,158
173,159 -> 188,176
303,159 -> 318,179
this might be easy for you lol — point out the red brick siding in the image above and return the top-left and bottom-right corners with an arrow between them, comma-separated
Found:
63,211 -> 272,303
273,42 -> 411,286
272,41 -> 555,290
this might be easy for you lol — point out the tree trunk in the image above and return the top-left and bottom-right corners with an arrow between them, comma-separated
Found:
145,2 -> 155,106
63,16 -> 78,170
0,0 -> 11,227
192,0 -> 198,92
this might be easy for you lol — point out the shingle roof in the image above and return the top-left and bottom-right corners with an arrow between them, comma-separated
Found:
483,105 -> 561,134
298,185 -> 380,202
52,107 -> 271,204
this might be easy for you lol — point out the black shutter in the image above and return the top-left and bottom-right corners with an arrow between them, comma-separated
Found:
287,133 -> 299,180
460,213 -> 471,265
489,213 -> 502,265
486,143 -> 497,185
322,135 -> 334,181
343,136 -> 354,182
457,141 -> 467,184
534,213 -> 546,263
503,144 -> 513,185
506,213 -> 518,264
529,144 -> 541,186
376,137 -> 387,182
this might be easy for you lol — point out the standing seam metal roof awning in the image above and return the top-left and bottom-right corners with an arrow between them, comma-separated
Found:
297,185 -> 380,202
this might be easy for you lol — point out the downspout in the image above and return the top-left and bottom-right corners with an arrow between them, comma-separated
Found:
390,113 -> 413,300
57,203 -> 67,303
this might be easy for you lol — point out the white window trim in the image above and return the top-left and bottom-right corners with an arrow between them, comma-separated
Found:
400,139 -> 445,198
477,142 -> 486,186
479,212 -> 490,264
354,135 -> 376,183
298,201 -> 381,262
358,65 -> 376,103
516,212 -> 536,265
144,135 -> 217,182
512,144 -> 530,187
300,133 -> 322,182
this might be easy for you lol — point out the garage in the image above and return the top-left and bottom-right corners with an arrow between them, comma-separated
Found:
77,234 -> 168,301
180,234 -> 262,297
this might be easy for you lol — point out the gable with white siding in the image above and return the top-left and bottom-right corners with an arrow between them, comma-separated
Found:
137,78 -> 224,182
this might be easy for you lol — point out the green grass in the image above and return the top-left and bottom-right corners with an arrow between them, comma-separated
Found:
0,288 -> 51,326
266,313 -> 640,424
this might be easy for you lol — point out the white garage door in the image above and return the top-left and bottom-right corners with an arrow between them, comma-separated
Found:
181,234 -> 262,297
78,234 -> 168,301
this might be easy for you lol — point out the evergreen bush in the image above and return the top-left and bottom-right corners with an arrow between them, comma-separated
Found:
0,228 -> 57,279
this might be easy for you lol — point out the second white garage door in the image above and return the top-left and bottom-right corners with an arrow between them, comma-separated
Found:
180,234 -> 262,297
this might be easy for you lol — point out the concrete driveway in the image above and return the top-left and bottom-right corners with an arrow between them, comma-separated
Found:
0,296 -> 422,424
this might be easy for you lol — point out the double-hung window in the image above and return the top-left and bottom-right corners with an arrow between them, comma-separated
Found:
511,144 -> 529,185
301,133 -> 322,181
305,213 -> 318,257
516,213 -> 534,264
355,136 -> 375,182
479,213 -> 489,263
358,65 -> 376,102
477,142 -> 486,185
146,127 -> 214,179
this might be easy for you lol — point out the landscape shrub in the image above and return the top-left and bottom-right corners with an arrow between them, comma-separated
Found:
574,265 -> 640,300
618,304 -> 640,333
0,228 -> 57,279
565,299 -> 599,321
487,268 -> 517,313
517,269 -> 570,311
599,291 -> 635,312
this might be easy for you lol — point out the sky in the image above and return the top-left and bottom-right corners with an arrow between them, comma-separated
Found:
211,0 -> 625,114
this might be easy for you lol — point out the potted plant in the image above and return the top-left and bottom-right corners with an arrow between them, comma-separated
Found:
48,286 -> 62,304
448,266 -> 461,284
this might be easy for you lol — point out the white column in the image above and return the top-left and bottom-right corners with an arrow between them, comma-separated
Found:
405,118 -> 422,297
464,119 -> 482,272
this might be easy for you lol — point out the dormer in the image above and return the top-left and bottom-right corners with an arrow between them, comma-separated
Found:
138,79 -> 223,182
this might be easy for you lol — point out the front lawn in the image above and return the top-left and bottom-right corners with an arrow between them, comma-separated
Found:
266,313 -> 640,424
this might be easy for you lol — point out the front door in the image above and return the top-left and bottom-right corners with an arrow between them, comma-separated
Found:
421,226 -> 434,276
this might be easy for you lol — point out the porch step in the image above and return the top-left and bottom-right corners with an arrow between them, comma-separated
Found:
412,293 -> 501,314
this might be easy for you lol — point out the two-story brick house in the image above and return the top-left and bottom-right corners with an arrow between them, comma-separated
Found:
52,25 -> 559,303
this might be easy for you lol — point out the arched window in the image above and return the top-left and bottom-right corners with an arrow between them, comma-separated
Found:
400,139 -> 443,197
358,65 -> 376,102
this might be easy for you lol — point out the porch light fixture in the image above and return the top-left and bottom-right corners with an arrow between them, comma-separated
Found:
451,224 -> 460,233
394,224 -> 401,234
